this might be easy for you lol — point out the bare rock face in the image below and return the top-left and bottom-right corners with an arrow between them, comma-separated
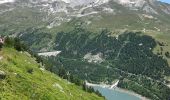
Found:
113,0 -> 156,6
0,0 -> 170,33
1,0 -> 170,15
0,70 -> 6,80
113,0 -> 156,11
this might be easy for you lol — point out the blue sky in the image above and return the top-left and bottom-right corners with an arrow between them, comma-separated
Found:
159,0 -> 170,4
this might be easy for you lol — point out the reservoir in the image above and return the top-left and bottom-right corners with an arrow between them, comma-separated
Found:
93,86 -> 141,100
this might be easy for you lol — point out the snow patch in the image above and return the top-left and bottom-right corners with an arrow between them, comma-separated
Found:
115,0 -> 146,8
119,0 -> 133,4
61,0 -> 109,7
61,0 -> 70,3
0,0 -> 15,4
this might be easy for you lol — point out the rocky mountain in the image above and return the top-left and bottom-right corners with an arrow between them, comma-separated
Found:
1,0 -> 170,100
0,0 -> 170,34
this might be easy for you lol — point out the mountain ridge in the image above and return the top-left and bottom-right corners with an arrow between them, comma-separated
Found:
0,0 -> 170,33
1,0 -> 170,100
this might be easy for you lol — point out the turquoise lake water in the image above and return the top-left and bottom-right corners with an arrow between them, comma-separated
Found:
93,86 -> 141,100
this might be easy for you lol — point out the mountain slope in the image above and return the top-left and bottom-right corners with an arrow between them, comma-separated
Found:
37,30 -> 170,100
0,0 -> 170,34
0,47 -> 103,100
1,0 -> 170,54
1,0 -> 170,100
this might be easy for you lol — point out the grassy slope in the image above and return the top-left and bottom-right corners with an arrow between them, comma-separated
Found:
0,47 -> 103,100
0,7 -> 47,35
154,33 -> 170,64
144,31 -> 170,65
144,31 -> 170,82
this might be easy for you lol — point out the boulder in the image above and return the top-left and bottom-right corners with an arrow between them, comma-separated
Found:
0,70 -> 6,79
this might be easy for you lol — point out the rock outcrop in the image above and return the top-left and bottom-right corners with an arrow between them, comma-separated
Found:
0,70 -> 6,79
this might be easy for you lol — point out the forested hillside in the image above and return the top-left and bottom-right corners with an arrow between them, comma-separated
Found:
1,0 -> 170,100
0,39 -> 104,100
27,29 -> 170,100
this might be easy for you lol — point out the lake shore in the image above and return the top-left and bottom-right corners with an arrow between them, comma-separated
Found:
115,87 -> 149,100
86,81 -> 149,100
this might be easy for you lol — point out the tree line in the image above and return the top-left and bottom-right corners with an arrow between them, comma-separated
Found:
0,36 -> 104,98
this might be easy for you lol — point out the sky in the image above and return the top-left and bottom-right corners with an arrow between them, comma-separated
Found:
159,0 -> 170,4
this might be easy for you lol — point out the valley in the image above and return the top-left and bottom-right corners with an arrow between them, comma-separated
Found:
1,0 -> 170,100
0,41 -> 104,100
34,29 -> 170,100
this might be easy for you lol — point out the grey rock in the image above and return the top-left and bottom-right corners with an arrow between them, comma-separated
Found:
0,70 -> 6,80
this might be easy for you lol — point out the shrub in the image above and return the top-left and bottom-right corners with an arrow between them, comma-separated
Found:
0,43 -> 3,50
165,52 -> 170,58
27,68 -> 34,74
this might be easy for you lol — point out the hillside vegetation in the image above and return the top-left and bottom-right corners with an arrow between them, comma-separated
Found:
33,29 -> 170,100
0,47 -> 103,100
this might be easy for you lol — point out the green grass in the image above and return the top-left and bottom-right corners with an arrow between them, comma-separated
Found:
143,31 -> 170,85
0,7 -> 48,35
0,47 -> 104,100
144,31 -> 170,65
